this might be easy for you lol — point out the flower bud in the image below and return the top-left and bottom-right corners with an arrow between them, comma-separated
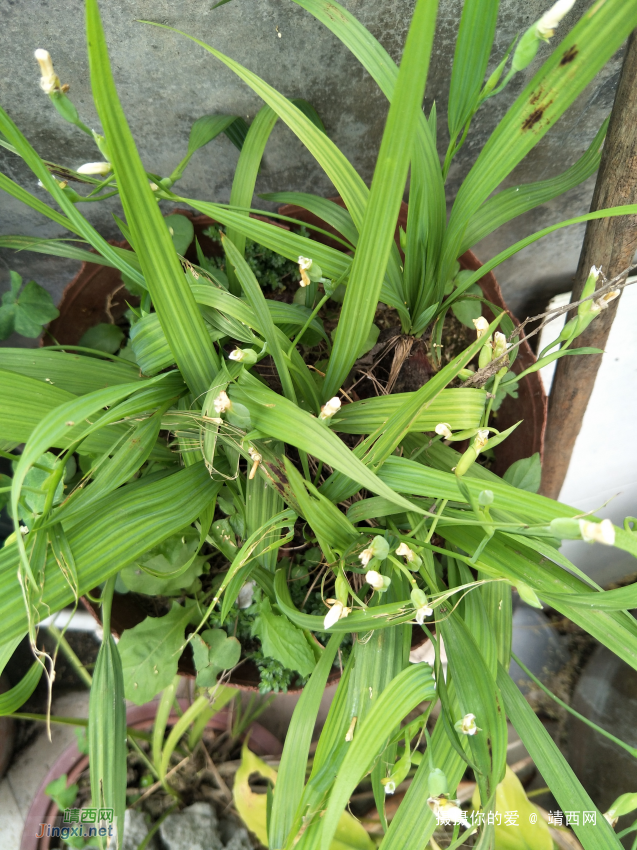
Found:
474,429 -> 490,452
324,600 -> 350,630
428,768 -> 449,798
492,332 -> 508,360
229,347 -> 258,366
472,316 -> 490,339
365,570 -> 391,592
76,161 -> 112,176
435,423 -> 453,439
319,396 -> 341,421
359,535 -> 390,567
458,367 -> 475,381
411,587 -> 433,624
35,49 -> 60,94
550,516 -> 616,546
396,542 -> 422,570
536,0 -> 577,40
478,489 -> 494,506
335,572 -> 350,606
455,713 -> 480,736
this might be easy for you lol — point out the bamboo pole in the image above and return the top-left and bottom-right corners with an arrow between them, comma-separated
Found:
540,31 -> 637,500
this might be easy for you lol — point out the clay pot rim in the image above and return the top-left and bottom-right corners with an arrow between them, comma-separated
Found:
20,699 -> 282,850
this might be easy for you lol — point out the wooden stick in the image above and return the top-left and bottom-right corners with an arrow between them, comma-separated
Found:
540,31 -> 637,499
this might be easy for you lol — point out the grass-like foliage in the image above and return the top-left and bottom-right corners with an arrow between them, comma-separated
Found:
1,1 -> 637,848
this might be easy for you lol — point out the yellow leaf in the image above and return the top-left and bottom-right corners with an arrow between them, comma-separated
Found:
233,743 -> 374,849
472,766 -> 552,850
233,742 -> 277,847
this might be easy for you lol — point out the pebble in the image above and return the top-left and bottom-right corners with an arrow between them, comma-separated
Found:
159,802 -> 224,850
122,809 -> 158,850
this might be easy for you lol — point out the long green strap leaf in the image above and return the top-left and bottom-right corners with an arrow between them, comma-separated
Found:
323,0 -> 438,399
0,463 -> 216,644
442,203 -> 637,314
268,632 -> 343,848
86,0 -> 219,397
221,234 -> 295,401
0,127 -> 144,289
460,118 -> 608,252
445,0 -> 637,268
447,0 -> 500,139
0,660 -> 43,716
498,664 -> 622,850
319,663 -> 436,850
89,627 -> 127,847
231,370 -> 424,514
331,388 -> 485,434
261,191 -> 359,247
225,104 -> 278,294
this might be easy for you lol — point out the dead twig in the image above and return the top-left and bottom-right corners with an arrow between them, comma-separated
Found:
461,267 -> 635,388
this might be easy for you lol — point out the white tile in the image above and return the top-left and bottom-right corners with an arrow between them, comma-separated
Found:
557,279 -> 637,584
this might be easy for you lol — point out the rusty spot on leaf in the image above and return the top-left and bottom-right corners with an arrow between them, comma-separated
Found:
522,106 -> 547,131
560,45 -> 578,66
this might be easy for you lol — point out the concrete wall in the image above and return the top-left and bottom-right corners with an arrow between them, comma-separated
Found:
0,0 -> 626,344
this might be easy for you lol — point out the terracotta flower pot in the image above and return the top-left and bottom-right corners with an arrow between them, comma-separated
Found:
20,700 -> 282,850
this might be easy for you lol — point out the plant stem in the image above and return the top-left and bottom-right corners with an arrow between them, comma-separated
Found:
46,623 -> 93,688
288,293 -> 329,354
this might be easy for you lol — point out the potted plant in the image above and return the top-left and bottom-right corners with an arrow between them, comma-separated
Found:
20,682 -> 283,850
2,0 -> 637,848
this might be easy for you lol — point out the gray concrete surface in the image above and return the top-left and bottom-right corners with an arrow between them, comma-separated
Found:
0,0 -> 627,342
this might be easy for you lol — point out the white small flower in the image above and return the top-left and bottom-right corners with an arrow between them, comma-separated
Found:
149,182 -> 159,191
236,580 -> 255,609
579,518 -> 615,546
384,781 -> 396,795
229,349 -> 245,361
20,525 -> 29,535
415,604 -> 433,625
455,713 -> 479,736
298,256 -> 313,287
590,265 -> 602,281
595,289 -> 620,310
396,542 -> 416,562
435,423 -> 453,439
474,429 -> 490,451
319,396 -> 341,421
213,391 -> 232,414
492,331 -> 508,359
604,811 -> 618,828
536,0 -> 577,39
427,795 -> 470,828
324,600 -> 349,630
35,49 -> 59,94
76,161 -> 112,176
365,570 -> 385,591
472,316 -> 490,338
359,548 -> 373,567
